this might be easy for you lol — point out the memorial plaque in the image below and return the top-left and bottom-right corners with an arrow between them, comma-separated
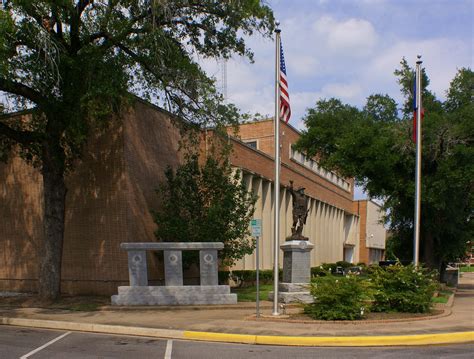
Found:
200,249 -> 218,286
127,250 -> 148,286
164,250 -> 183,286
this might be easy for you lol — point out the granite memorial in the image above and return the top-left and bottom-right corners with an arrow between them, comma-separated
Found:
111,242 -> 237,305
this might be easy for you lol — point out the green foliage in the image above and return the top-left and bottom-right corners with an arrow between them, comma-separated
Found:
311,262 -> 353,277
296,62 -> 474,270
0,1 -> 274,165
370,263 -> 437,313
311,265 -> 329,277
336,261 -> 353,269
304,272 -> 373,320
153,155 -> 257,267
0,1 -> 274,299
364,94 -> 398,123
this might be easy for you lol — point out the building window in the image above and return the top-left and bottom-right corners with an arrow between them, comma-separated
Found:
245,140 -> 258,150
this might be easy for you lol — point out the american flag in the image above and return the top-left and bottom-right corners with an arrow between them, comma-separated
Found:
279,41 -> 291,123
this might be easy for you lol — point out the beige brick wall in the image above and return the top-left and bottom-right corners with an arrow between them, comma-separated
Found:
0,101 -> 183,295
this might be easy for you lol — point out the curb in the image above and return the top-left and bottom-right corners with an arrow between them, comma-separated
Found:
245,308 -> 452,325
184,331 -> 474,346
0,317 -> 184,340
1,317 -> 473,347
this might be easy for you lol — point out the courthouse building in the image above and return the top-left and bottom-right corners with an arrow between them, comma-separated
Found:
220,119 -> 360,271
0,100 -> 385,295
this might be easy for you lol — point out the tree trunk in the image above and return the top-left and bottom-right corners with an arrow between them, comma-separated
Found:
421,231 -> 440,270
38,143 -> 67,301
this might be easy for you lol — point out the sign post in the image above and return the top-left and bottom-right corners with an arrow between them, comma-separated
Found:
251,219 -> 262,318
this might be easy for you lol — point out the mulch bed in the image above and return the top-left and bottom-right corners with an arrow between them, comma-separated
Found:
289,310 -> 444,322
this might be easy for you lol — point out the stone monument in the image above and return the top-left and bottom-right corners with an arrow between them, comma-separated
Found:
111,242 -> 237,305
271,181 -> 314,303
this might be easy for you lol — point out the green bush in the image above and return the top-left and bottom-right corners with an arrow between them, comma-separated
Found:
304,272 -> 373,320
336,261 -> 352,269
311,266 -> 327,277
311,263 -> 345,277
370,263 -> 438,313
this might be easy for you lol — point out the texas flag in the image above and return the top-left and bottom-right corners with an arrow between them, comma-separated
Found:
413,78 -> 424,143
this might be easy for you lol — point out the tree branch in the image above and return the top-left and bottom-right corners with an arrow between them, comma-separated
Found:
0,78 -> 46,106
0,120 -> 40,145
86,9 -> 151,48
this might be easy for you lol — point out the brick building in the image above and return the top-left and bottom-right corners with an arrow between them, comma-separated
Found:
0,100 -> 384,295
219,119 -> 360,270
353,200 -> 386,264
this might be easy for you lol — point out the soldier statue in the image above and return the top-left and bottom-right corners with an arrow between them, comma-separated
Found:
288,180 -> 309,240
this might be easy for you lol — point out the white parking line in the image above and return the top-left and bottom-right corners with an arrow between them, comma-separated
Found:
20,331 -> 71,358
164,339 -> 173,359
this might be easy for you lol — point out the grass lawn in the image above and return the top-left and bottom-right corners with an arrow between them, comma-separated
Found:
231,284 -> 273,302
432,296 -> 448,304
431,289 -> 454,304
459,265 -> 474,272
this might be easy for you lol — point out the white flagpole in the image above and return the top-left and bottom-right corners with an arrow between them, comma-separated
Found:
413,55 -> 423,265
272,21 -> 281,316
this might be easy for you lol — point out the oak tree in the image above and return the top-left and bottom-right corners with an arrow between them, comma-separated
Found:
0,0 -> 273,299
296,60 -> 473,271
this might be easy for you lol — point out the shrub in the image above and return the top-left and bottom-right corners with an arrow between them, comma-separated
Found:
304,272 -> 373,320
336,261 -> 352,269
370,263 -> 438,313
154,155 -> 257,267
311,263 -> 344,277
311,266 -> 327,277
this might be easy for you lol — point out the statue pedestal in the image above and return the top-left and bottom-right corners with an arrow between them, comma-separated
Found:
269,240 -> 314,304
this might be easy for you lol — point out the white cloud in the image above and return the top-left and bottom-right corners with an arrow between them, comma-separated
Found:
290,55 -> 321,76
289,90 -> 323,124
229,84 -> 274,118
321,82 -> 363,101
368,37 -> 472,100
313,16 -> 378,57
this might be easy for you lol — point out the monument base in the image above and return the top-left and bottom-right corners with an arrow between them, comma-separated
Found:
111,285 -> 237,306
269,282 -> 314,304
268,240 -> 314,304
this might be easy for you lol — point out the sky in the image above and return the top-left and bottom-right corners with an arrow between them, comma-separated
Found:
200,0 -> 473,199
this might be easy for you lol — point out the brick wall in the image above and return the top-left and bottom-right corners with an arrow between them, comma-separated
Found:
354,200 -> 369,264
0,101 -> 183,295
229,119 -> 355,214
0,122 -> 43,292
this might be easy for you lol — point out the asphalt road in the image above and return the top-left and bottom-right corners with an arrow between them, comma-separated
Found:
0,326 -> 473,359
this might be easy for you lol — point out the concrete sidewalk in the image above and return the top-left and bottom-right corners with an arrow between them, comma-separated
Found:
1,274 -> 473,346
